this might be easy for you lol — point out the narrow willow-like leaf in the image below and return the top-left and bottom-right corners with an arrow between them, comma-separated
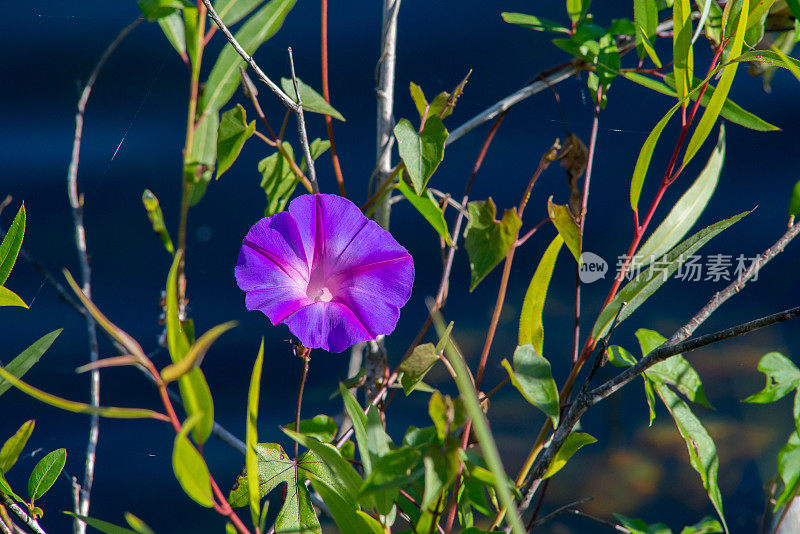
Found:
157,12 -> 186,56
673,0 -> 694,107
683,0 -> 749,165
246,339 -> 264,527
431,312 -> 526,534
547,198 -> 580,263
655,384 -> 728,532
201,0 -> 296,113
519,235 -> 563,353
0,365 -> 165,420
0,204 -> 25,285
64,270 -> 147,361
394,116 -> 448,193
161,321 -> 237,382
634,0 -> 659,62
501,345 -> 559,427
0,330 -> 61,397
280,78 -> 345,121
313,480 -> 381,534
142,189 -> 174,254
733,49 -> 800,70
680,516 -> 723,534
397,178 -> 451,246
464,198 -> 522,291
500,12 -> 570,33
339,384 -> 372,474
635,125 -> 725,266
172,413 -> 214,507
769,44 -> 800,83
776,432 -> 800,509
65,513 -> 138,534
137,0 -> 192,21
214,0 -> 264,25
630,101 -> 681,212
0,286 -> 27,308
216,104 -> 255,178
542,432 -> 597,479
185,111 -> 218,205
0,420 -> 34,473
614,514 -> 671,534
592,211 -> 749,340
28,448 -> 66,501
124,513 -> 156,534
260,141 -> 299,216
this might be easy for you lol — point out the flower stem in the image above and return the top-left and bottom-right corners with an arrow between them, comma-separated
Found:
294,348 -> 311,459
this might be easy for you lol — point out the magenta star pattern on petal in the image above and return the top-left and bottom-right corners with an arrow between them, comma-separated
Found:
235,194 -> 415,353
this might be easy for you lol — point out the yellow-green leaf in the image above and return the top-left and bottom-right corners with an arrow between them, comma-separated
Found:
246,339 -> 265,526
519,235 -> 563,353
0,286 -> 27,308
547,197 -> 580,263
161,321 -> 237,382
172,413 -> 214,507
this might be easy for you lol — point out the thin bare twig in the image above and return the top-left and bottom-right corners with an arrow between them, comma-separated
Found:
527,497 -> 593,529
287,47 -> 319,194
65,17 -> 142,534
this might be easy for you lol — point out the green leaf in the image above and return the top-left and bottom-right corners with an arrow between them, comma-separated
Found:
655,384 -> 727,532
137,0 -> 192,21
733,49 -> 800,71
183,7 -> 199,69
635,125 -> 725,266
743,352 -> 800,403
124,513 -> 156,534
214,0 -> 265,25
157,12 -> 186,57
394,116 -> 448,193
396,179 -> 451,246
312,480 -> 380,534
673,0 -> 695,106
172,413 -> 214,507
201,0 -> 297,113
630,100 -> 681,212
790,179 -> 800,219
28,448 -> 66,501
463,198 -> 522,291
428,392 -> 467,442
547,198 -> 580,263
636,328 -> 712,409
300,138 -> 331,173
217,104 -> 256,178
433,315 -> 526,534
421,438 -> 460,509
607,345 -> 637,368
0,471 -> 19,500
360,447 -> 423,495
501,12 -> 570,33
776,431 -> 800,509
282,431 -> 362,500
769,43 -> 800,84
0,286 -> 26,308
161,321 -> 237,382
591,210 -> 749,340
0,420 -> 34,473
65,513 -> 138,534
408,83 -> 455,121
501,345 -> 560,427
683,0 -> 749,166
634,0 -> 660,64
260,142 -> 299,216
246,340 -> 264,527
338,384 -> 371,473
614,514 -> 671,534
141,190 -> 174,254
0,204 -> 25,285
398,343 -> 441,395
0,363 -> 163,420
542,432 -> 597,478
185,111 -> 219,206
293,415 -> 337,443
0,330 -> 60,397
622,72 -> 677,96
566,0 -> 587,23
680,516 -> 723,534
280,78 -> 345,121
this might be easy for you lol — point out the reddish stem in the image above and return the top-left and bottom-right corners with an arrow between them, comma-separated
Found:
321,0 -> 346,195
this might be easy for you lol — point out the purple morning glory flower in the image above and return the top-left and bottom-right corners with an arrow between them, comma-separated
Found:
235,194 -> 414,353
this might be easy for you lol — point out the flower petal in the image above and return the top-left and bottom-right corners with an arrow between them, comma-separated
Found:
234,211 -> 309,293
244,287 -> 310,325
282,301 -> 373,353
336,254 -> 414,336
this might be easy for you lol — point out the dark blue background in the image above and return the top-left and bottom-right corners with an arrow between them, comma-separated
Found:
1,1 -> 799,532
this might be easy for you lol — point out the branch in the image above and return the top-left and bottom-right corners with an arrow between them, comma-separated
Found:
372,0 -> 401,229
287,48 -> 319,194
0,497 -> 46,534
200,0 -> 296,110
65,17 -> 142,534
